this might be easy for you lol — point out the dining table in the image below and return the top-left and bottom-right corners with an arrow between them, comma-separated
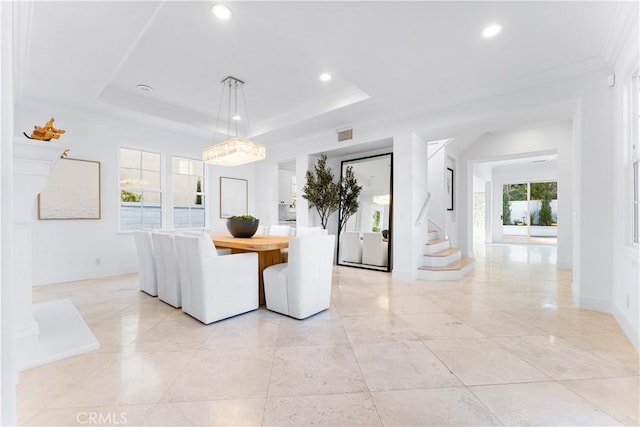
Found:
211,234 -> 291,305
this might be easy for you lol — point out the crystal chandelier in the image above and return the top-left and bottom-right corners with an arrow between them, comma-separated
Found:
203,76 -> 266,166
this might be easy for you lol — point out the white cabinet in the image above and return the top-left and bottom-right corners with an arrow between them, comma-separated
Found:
278,170 -> 293,205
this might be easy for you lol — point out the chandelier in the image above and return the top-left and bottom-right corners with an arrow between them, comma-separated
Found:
203,76 -> 266,166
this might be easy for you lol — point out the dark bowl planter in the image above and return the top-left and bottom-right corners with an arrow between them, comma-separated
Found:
226,218 -> 260,238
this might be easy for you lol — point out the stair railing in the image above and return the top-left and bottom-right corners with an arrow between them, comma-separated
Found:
428,218 -> 448,241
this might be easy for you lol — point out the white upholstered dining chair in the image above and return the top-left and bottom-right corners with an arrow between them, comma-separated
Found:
340,231 -> 362,263
295,226 -> 328,237
268,225 -> 293,262
133,230 -> 157,296
174,234 -> 258,324
152,231 -> 182,308
362,232 -> 388,267
263,235 -> 335,319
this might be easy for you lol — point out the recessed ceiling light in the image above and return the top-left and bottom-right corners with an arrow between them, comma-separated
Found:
319,73 -> 332,82
231,114 -> 242,121
212,4 -> 232,21
482,24 -> 502,38
137,84 -> 153,93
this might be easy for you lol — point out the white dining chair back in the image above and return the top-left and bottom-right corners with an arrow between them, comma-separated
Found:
263,235 -> 335,319
340,231 -> 362,263
295,226 -> 328,237
133,230 -> 157,296
152,231 -> 181,308
362,232 -> 388,267
268,225 -> 292,236
174,234 -> 258,324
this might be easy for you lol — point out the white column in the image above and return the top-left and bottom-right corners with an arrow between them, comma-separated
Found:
1,1 -> 16,423
392,133 -> 428,281
12,142 -> 64,357
294,154 -> 310,227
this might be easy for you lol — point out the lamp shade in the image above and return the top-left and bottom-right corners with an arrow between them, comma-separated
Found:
203,137 -> 266,167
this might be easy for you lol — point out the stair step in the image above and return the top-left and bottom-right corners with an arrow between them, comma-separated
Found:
419,256 -> 474,271
427,239 -> 447,245
428,247 -> 460,257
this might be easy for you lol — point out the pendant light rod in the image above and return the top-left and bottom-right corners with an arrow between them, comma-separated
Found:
221,76 -> 245,85
203,76 -> 265,167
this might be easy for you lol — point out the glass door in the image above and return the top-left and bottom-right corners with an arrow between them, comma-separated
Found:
502,183 -> 529,243
503,181 -> 558,244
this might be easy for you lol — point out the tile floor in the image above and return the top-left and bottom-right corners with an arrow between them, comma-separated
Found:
18,244 -> 639,426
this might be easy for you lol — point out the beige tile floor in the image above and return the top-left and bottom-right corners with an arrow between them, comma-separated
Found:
18,244 -> 639,426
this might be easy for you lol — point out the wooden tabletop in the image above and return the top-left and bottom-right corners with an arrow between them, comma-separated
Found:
211,234 -> 291,251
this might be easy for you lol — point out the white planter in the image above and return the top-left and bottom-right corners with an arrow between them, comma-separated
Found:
503,225 -> 528,236
530,226 -> 558,237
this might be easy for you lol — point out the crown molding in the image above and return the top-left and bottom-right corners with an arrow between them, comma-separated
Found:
602,1 -> 639,65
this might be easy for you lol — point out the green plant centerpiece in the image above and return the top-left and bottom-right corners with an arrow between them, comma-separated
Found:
226,214 -> 259,238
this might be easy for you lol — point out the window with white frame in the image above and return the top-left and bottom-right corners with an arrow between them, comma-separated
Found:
172,156 -> 205,228
119,148 -> 162,231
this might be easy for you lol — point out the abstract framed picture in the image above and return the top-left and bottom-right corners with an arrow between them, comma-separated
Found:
220,176 -> 248,218
446,167 -> 454,211
38,158 -> 101,219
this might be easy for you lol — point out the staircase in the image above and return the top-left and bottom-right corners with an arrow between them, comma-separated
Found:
417,230 -> 474,280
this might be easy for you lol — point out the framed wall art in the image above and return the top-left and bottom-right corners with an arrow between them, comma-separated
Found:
38,158 -> 101,220
446,167 -> 454,211
220,176 -> 248,218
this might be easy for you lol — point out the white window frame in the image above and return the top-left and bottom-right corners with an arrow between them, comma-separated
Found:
171,156 -> 207,229
118,147 -> 163,232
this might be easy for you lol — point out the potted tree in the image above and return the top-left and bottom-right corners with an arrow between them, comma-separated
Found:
338,165 -> 362,233
302,154 -> 361,230
302,154 -> 339,229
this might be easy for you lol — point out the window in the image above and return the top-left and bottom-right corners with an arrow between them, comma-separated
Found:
172,157 -> 205,228
119,148 -> 162,231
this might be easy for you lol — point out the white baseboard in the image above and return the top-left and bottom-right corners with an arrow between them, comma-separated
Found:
571,287 -> 611,312
611,304 -> 640,352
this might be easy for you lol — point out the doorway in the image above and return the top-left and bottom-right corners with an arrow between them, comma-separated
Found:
502,181 -> 557,244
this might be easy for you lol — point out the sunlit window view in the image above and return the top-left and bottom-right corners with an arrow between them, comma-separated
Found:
119,148 -> 162,231
172,157 -> 205,228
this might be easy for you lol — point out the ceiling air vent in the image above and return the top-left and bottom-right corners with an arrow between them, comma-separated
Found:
337,128 -> 353,142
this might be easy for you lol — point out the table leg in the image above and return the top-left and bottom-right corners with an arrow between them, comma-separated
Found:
230,248 -> 283,305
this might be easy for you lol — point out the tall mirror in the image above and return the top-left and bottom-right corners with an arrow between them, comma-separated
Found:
337,153 -> 392,272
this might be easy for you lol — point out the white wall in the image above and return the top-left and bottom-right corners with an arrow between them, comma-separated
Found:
461,122 -> 571,261
445,154 -> 458,246
572,74 -> 615,312
1,2 -> 17,424
392,133 -> 428,280
14,103 -> 256,286
610,11 -> 640,351
427,149 -> 445,238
